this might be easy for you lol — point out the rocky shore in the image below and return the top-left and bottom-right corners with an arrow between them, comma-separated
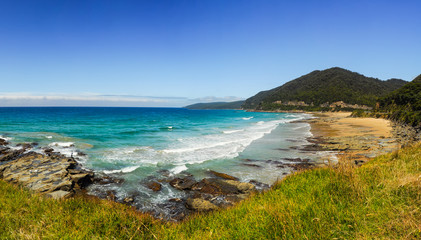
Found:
0,138 -> 265,221
1,112 -> 414,222
0,140 -> 93,199
303,112 -> 412,166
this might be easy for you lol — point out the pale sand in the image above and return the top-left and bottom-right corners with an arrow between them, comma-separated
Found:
313,112 -> 393,138
308,112 -> 399,163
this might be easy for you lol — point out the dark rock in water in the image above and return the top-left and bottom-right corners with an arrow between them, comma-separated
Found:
207,170 -> 239,181
0,138 -> 8,146
146,181 -> 162,192
169,176 -> 197,190
157,169 -> 171,177
242,163 -> 261,168
16,143 -> 33,151
93,176 -> 125,185
75,151 -> 87,157
43,148 -> 55,155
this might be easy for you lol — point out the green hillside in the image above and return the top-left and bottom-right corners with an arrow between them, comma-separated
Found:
184,101 -> 244,110
379,74 -> 421,127
242,67 -> 407,110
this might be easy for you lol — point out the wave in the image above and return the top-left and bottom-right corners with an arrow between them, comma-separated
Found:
98,118 -> 291,167
242,117 -> 253,120
222,129 -> 244,134
103,165 -> 140,174
0,135 -> 12,141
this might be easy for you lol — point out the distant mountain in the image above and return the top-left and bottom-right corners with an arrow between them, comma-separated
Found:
379,74 -> 421,127
184,101 -> 244,110
242,67 -> 407,111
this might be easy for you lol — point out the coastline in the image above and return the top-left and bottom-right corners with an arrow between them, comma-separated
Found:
304,112 -> 400,165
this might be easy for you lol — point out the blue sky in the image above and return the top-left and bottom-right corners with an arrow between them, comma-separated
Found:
0,0 -> 420,107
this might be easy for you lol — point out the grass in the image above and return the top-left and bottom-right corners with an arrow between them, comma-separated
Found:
1,143 -> 420,239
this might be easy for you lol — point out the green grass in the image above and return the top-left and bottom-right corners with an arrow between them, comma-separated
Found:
1,143 -> 421,239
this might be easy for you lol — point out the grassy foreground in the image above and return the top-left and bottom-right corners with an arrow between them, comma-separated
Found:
1,143 -> 420,239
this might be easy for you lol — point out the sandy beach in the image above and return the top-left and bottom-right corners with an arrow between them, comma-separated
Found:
307,112 -> 400,164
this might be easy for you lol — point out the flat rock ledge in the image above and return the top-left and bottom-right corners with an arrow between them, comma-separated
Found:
0,146 -> 93,199
169,173 -> 257,213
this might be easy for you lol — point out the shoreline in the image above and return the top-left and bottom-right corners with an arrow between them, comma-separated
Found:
0,110 -> 411,222
304,112 -> 401,165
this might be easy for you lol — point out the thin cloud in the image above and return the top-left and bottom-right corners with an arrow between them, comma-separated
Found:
0,93 -> 244,107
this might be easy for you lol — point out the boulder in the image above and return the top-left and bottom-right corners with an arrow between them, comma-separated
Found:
192,178 -> 255,195
146,181 -> 162,191
207,170 -> 239,181
169,177 -> 197,190
186,198 -> 219,211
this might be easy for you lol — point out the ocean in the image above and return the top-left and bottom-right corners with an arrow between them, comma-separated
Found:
0,107 -> 332,216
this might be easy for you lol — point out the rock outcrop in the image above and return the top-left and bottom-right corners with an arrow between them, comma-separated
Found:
0,145 -> 93,199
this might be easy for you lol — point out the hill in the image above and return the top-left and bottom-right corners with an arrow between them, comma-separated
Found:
242,67 -> 407,111
379,74 -> 421,127
184,100 -> 244,110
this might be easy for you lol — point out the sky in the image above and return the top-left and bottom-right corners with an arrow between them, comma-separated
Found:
0,0 -> 420,107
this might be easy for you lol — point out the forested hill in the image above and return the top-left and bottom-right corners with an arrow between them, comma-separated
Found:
184,101 -> 244,110
242,67 -> 407,110
379,74 -> 421,127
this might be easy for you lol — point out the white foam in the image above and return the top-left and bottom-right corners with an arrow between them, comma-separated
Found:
0,135 -> 12,141
46,136 -> 53,139
48,142 -> 76,157
170,165 -> 188,174
99,118 -> 289,168
103,165 -> 140,174
242,117 -> 253,120
223,129 -> 244,134
49,142 -> 74,148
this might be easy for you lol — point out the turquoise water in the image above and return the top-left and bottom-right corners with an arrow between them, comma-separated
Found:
0,107 -> 328,215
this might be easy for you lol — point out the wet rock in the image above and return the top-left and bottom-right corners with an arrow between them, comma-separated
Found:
93,176 -> 125,185
186,198 -> 219,211
146,181 -> 162,192
16,143 -> 33,151
0,138 -> 8,146
207,170 -> 239,180
75,151 -> 87,157
242,163 -> 261,168
169,177 -> 197,190
43,148 -> 54,153
157,169 -> 171,177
